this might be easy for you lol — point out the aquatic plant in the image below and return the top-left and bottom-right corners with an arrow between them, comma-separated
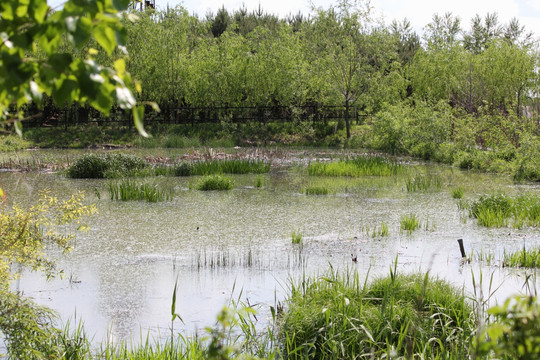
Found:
190,159 -> 270,175
108,180 -> 173,202
451,186 -> 465,199
305,186 -> 330,195
470,193 -> 540,228
405,174 -> 442,192
196,175 -> 234,191
503,246 -> 540,268
291,230 -> 303,244
308,156 -> 402,177
254,175 -> 264,188
372,221 -> 389,237
67,153 -> 147,179
280,268 -> 475,359
400,214 -> 420,234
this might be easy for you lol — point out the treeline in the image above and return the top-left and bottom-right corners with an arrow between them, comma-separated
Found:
26,1 -> 540,180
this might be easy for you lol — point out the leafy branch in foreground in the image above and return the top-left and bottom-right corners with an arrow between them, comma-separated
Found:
0,0 -> 152,135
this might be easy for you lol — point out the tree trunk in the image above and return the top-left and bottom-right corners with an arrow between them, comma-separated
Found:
345,100 -> 351,139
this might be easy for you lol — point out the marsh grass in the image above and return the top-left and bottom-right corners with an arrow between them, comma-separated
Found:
471,193 -> 540,228
400,214 -> 420,234
305,186 -> 330,195
291,230 -> 303,244
108,180 -> 173,202
281,268 -> 475,359
196,175 -> 234,191
405,174 -> 442,192
372,221 -> 389,237
67,153 -> 147,179
254,175 -> 264,188
451,186 -> 465,199
503,246 -> 540,268
308,156 -> 402,177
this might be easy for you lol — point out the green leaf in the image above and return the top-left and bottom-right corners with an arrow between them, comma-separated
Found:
53,77 -> 77,104
133,105 -> 149,137
14,120 -> 23,138
48,53 -> 73,72
93,24 -> 117,55
30,0 -> 49,23
112,0 -> 130,11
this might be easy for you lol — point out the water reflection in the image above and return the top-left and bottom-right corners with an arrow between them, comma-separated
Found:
4,156 -> 539,346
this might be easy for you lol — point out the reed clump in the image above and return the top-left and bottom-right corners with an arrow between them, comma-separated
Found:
400,214 -> 420,234
108,180 -> 173,202
451,186 -> 465,199
470,193 -> 540,228
291,230 -> 303,244
305,186 -> 330,195
503,246 -> 540,268
280,269 -> 475,359
405,174 -> 442,192
67,153 -> 147,179
308,156 -> 402,177
167,159 -> 270,177
196,175 -> 234,191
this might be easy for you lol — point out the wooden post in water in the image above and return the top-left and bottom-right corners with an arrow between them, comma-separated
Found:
457,239 -> 466,258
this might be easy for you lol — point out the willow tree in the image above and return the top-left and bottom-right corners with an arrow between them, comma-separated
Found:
307,0 -> 389,138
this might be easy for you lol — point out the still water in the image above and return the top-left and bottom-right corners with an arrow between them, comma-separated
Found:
2,150 -> 539,345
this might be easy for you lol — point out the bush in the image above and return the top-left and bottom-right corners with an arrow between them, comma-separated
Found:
66,153 -> 147,178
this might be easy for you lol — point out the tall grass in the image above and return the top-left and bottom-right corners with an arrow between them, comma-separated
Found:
405,174 -> 442,192
400,214 -> 420,234
108,180 -> 173,202
308,156 -> 402,177
196,175 -> 234,191
281,268 -> 475,359
451,186 -> 465,199
470,193 -> 540,228
503,246 -> 540,268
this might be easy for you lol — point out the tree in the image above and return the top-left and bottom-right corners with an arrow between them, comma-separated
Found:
0,0 -> 148,136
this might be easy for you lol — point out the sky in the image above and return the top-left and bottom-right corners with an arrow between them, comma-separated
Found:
47,0 -> 540,39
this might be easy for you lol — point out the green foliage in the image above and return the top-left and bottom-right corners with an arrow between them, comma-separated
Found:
108,180 -> 173,202
400,214 -> 420,234
0,190 -> 96,287
281,270 -> 474,359
478,296 -> 540,359
308,157 -> 402,177
196,175 -> 234,191
372,221 -> 390,237
503,246 -> 540,268
168,160 -> 271,177
66,153 -> 147,179
470,193 -> 540,228
0,0 -> 148,135
0,135 -> 32,151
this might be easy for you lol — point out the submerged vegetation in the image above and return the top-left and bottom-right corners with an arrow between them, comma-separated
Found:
305,186 -> 330,195
405,174 -> 442,192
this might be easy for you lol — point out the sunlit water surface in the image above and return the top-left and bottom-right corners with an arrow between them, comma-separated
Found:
2,150 -> 539,347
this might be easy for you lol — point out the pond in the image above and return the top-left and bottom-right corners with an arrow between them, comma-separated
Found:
2,149 -> 540,346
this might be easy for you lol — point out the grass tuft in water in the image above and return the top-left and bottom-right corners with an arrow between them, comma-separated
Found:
308,156 -> 402,177
108,180 -> 173,202
254,175 -> 264,188
451,186 -> 465,199
196,175 -> 234,191
372,221 -> 390,237
281,269 -> 475,359
67,153 -> 147,178
470,193 -> 540,228
405,175 -> 442,192
291,230 -> 303,244
400,214 -> 420,234
503,246 -> 540,268
305,186 -> 330,195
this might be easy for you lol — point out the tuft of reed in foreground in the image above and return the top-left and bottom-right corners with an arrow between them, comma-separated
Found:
108,180 -> 173,202
196,175 -> 234,191
281,268 -> 475,359
451,186 -> 465,199
291,230 -> 303,244
400,214 -> 420,234
308,156 -> 402,177
503,246 -> 540,268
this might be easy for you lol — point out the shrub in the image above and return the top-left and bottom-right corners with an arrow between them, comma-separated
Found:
196,175 -> 234,191
66,153 -> 147,178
